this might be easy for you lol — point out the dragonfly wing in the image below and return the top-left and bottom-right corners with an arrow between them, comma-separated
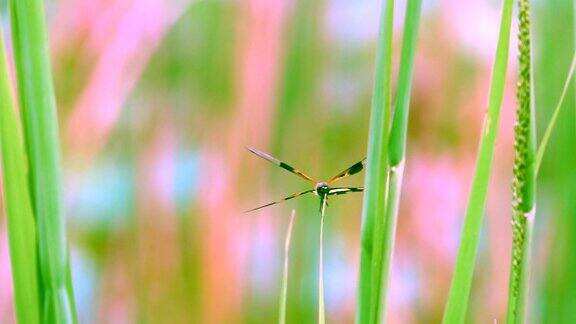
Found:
328,159 -> 366,184
327,187 -> 364,196
247,147 -> 316,182
245,189 -> 315,213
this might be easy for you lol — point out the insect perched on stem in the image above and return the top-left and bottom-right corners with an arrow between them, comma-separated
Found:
245,147 -> 365,213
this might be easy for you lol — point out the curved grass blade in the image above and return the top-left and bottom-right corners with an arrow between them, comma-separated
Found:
356,0 -> 395,322
442,0 -> 514,322
9,0 -> 77,321
535,52 -> 576,174
279,210 -> 296,324
0,27 -> 40,324
506,0 -> 537,322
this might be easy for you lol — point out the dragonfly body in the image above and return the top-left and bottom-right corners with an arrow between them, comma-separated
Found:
246,147 -> 365,212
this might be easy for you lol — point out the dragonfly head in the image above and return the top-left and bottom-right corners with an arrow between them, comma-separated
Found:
315,182 -> 330,196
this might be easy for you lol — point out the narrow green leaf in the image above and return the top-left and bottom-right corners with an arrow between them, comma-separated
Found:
535,52 -> 576,174
356,0 -> 394,322
442,0 -> 514,322
506,0 -> 537,321
279,210 -> 296,324
364,0 -> 425,321
9,0 -> 77,322
389,0 -> 424,166
0,26 -> 40,324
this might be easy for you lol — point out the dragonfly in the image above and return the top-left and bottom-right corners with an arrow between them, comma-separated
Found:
245,147 -> 365,213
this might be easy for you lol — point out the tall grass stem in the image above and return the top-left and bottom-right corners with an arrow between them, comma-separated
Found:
9,0 -> 77,321
375,0 -> 423,319
388,0 -> 423,166
356,0 -> 395,322
442,0 -> 514,322
0,27 -> 41,324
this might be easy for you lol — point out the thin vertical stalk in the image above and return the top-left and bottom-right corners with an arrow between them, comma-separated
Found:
0,27 -> 40,324
442,0 -> 514,322
279,210 -> 296,324
356,0 -> 395,322
318,196 -> 328,324
9,0 -> 77,322
506,0 -> 537,322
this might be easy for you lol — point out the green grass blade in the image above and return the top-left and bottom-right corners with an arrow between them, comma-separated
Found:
506,0 -> 537,322
364,0 -> 424,321
279,210 -> 296,324
9,0 -> 77,322
389,0 -> 423,166
318,197 -> 327,324
378,1 -> 423,319
442,0 -> 514,322
356,0 -> 395,322
0,27 -> 40,324
535,52 -> 576,174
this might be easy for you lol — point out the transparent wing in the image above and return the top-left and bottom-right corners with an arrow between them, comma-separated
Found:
245,189 -> 315,213
247,147 -> 316,182
328,159 -> 366,184
327,187 -> 364,196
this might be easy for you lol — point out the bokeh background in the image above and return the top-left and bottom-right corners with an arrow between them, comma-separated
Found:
0,0 -> 574,322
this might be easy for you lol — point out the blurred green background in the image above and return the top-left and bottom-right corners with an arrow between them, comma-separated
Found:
0,0 -> 575,322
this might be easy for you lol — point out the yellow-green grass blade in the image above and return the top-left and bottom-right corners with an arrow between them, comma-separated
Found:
356,0 -> 394,322
279,210 -> 296,324
442,0 -> 514,322
0,27 -> 40,324
9,0 -> 77,321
